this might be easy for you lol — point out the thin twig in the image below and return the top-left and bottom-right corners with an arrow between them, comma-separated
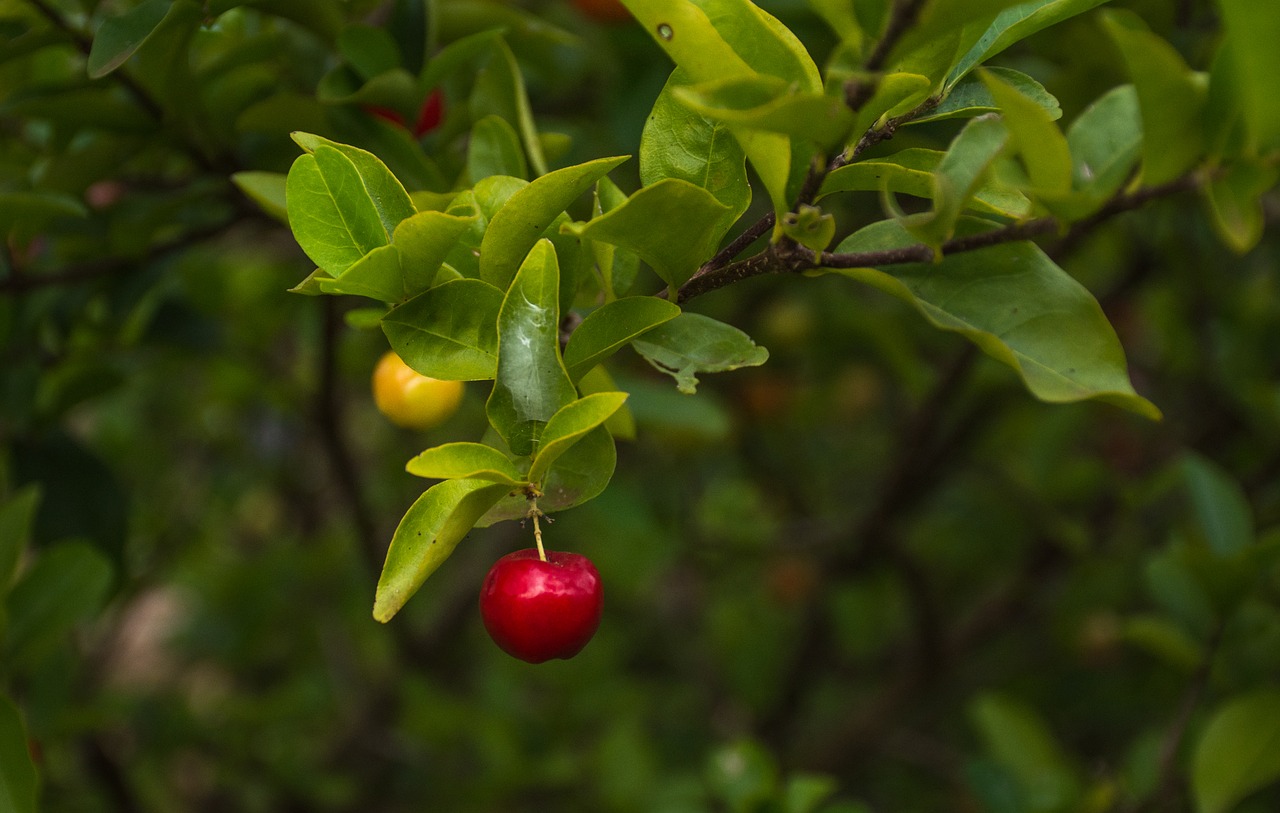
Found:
865,0 -> 930,72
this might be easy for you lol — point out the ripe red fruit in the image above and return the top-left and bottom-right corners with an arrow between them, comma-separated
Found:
479,549 -> 603,663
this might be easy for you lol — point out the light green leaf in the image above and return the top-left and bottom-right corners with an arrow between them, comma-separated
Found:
286,147 -> 391,276
673,76 -> 856,150
479,155 -> 628,290
1101,10 -> 1207,186
819,148 -> 1031,218
970,693 -> 1082,812
562,179 -> 731,293
901,114 -> 1009,248
1204,158 -> 1279,254
86,0 -> 171,78
316,244 -> 405,302
564,298 -> 682,382
406,442 -> 527,485
641,69 -> 751,235
290,133 -> 416,237
1066,84 -> 1142,199
1193,690 -> 1280,813
528,393 -> 630,484
232,171 -> 289,223
1219,0 -> 1280,152
1181,453 -> 1255,558
946,0 -> 1113,87
827,219 -> 1161,418
478,426 -> 617,524
851,71 -> 931,136
807,0 -> 864,47
486,240 -> 578,456
5,542 -> 113,670
393,207 -> 480,297
469,115 -> 529,182
381,279 -> 503,381
913,67 -> 1060,125
632,313 -> 769,394
373,480 -> 512,622
0,694 -> 37,813
981,68 -> 1072,193
0,488 -> 39,595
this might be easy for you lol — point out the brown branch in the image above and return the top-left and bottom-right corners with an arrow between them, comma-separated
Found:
865,0 -> 930,72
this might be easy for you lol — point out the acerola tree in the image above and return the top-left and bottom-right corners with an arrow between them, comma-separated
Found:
2,0 -> 1280,811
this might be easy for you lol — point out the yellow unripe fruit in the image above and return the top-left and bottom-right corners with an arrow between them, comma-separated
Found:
372,351 -> 464,430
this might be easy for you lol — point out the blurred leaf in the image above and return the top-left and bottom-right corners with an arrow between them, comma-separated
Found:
469,115 -> 529,182
470,39 -> 548,177
0,694 -> 36,813
528,392 -> 629,484
1218,0 -> 1280,152
406,443 -> 527,486
946,0 -> 1112,87
338,25 -> 402,82
1065,84 -> 1142,203
632,313 -> 769,395
577,366 -> 637,441
5,542 -> 112,670
1192,690 -> 1280,813
0,193 -> 88,234
231,171 -> 288,223
783,774 -> 838,813
1101,10 -> 1207,186
1203,159 -> 1279,255
563,180 -> 731,292
373,480 -> 511,622
86,0 -> 172,78
970,693 -> 1081,812
913,67 -> 1060,125
1122,614 -> 1204,671
0,488 -> 39,596
1181,453 -> 1255,558
563,298 -> 682,382
980,68 -> 1071,193
706,739 -> 778,813
486,241 -> 577,456
641,68 -> 752,235
1144,547 -> 1217,637
382,279 -> 503,381
826,219 -> 1161,418
478,155 -> 628,290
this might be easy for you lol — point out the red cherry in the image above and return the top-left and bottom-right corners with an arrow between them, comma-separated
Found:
479,549 -> 603,663
414,88 -> 444,137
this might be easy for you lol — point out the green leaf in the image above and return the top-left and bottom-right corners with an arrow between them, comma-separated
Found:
850,71 -> 931,136
373,480 -> 512,622
478,426 -> 617,524
1101,10 -> 1207,186
0,488 -> 39,596
393,207 -> 480,297
1181,453 -> 1254,558
888,0 -> 1028,82
406,442 -> 527,486
0,192 -> 88,233
286,147 -> 392,276
381,279 -> 503,381
914,67 -> 1060,125
0,694 -> 37,813
486,241 -> 578,456
899,114 -> 1009,248
317,244 -> 404,302
562,180 -> 732,292
1193,690 -> 1280,813
1066,84 -> 1142,200
528,392 -> 630,484
783,773 -> 839,813
1121,614 -> 1204,671
946,0 -> 1113,88
641,69 -> 751,235
5,542 -> 113,670
86,0 -> 172,78
469,39 -> 548,177
338,25 -> 402,81
291,133 -> 417,237
1219,0 -> 1280,152
577,365 -> 637,440
564,298 -> 682,382
819,148 -> 1031,219
632,313 -> 770,394
469,115 -> 529,182
969,693 -> 1082,813
780,205 -> 837,253
981,68 -> 1072,193
827,219 -> 1161,418
479,155 -> 629,290
673,76 -> 856,150
1203,158 -> 1279,254
231,171 -> 289,223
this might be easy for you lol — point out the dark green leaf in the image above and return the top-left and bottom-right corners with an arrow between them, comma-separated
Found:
819,148 -> 1031,219
913,67 -> 1060,125
969,693 -> 1081,813
564,298 -> 682,382
1219,0 -> 1280,151
946,0 -> 1112,87
86,0 -> 172,78
0,694 -> 37,813
5,542 -> 112,670
469,115 -> 529,182
981,68 -> 1071,193
0,488 -> 39,596
1181,453 -> 1254,558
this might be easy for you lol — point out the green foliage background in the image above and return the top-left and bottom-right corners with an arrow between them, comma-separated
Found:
1,0 -> 1279,811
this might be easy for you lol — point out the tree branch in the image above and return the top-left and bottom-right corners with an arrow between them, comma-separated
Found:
865,0 -> 930,72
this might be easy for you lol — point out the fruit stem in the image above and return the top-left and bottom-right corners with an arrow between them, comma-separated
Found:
532,511 -> 547,562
